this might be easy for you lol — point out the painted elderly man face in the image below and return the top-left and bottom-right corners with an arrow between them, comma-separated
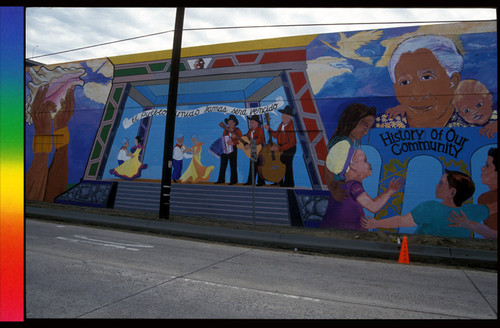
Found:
393,48 -> 460,127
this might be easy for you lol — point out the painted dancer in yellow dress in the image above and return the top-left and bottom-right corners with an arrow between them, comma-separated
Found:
179,135 -> 214,183
110,136 -> 148,180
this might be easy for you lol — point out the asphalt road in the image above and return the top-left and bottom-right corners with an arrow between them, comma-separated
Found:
25,218 -> 497,319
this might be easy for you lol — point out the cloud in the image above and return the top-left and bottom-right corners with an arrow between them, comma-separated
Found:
27,7 -> 176,62
26,7 -> 496,64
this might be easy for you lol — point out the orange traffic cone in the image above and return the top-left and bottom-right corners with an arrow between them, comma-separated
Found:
398,236 -> 410,264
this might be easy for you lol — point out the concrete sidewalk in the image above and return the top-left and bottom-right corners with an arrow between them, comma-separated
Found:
25,205 -> 497,270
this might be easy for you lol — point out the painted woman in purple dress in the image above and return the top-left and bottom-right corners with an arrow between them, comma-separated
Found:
321,103 -> 402,230
321,149 -> 402,230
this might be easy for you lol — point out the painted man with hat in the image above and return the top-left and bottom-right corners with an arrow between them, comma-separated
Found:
172,134 -> 193,183
264,105 -> 297,187
244,115 -> 266,186
215,114 -> 242,185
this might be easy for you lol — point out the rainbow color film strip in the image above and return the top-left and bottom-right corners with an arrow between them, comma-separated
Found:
0,6 -> 24,322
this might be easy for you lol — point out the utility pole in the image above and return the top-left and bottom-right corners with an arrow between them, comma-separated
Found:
159,7 -> 184,219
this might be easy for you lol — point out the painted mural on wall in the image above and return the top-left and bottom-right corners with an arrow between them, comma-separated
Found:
24,21 -> 497,240
306,21 -> 497,239
100,84 -> 306,187
25,59 -> 114,202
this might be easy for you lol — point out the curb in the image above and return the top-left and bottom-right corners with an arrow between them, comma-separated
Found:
26,206 -> 497,270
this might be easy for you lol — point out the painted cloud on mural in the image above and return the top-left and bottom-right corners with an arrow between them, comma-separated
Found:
25,59 -> 114,125
25,65 -> 84,125
306,56 -> 354,94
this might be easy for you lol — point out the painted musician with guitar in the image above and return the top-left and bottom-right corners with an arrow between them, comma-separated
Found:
244,115 -> 266,186
215,114 -> 267,185
264,105 -> 297,187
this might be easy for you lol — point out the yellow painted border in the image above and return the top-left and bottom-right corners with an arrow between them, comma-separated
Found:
108,33 -> 319,66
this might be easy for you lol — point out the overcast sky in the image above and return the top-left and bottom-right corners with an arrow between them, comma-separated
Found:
26,7 -> 497,65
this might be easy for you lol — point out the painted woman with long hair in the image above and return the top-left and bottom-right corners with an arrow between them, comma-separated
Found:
324,103 -> 376,201
321,103 -> 403,230
328,103 -> 377,150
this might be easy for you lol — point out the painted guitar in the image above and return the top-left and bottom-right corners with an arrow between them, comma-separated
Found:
219,122 -> 262,158
258,113 -> 286,183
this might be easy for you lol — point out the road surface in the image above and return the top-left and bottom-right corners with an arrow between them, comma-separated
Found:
26,218 -> 497,319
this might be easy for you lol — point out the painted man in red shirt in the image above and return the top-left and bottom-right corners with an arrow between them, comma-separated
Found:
264,105 -> 297,187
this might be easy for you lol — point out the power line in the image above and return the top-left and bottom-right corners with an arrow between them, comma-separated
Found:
30,19 -> 495,60
31,30 -> 172,59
